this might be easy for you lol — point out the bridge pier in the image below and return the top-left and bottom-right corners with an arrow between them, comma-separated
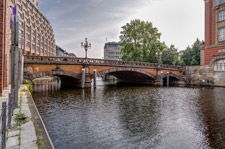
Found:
167,72 -> 170,86
93,69 -> 97,88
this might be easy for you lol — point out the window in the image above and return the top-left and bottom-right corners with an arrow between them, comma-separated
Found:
17,12 -> 22,18
19,38 -> 23,46
32,44 -> 35,49
19,30 -> 23,36
216,0 -> 219,6
25,18 -> 29,23
22,2 -> 26,8
17,4 -> 21,10
219,28 -> 225,41
32,29 -> 35,36
26,26 -> 30,32
222,0 -> 225,4
214,60 -> 225,71
26,33 -> 30,40
32,37 -> 35,42
219,10 -> 225,21
26,41 -> 30,47
19,21 -> 23,28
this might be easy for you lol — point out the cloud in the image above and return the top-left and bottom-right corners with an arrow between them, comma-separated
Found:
39,0 -> 204,58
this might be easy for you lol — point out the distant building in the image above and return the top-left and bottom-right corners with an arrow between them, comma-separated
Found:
68,53 -> 77,57
56,45 -> 68,57
56,45 -> 76,57
104,42 -> 122,60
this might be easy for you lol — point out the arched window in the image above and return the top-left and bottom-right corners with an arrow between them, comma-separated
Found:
214,59 -> 225,71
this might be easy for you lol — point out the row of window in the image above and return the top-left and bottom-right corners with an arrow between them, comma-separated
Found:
216,0 -> 225,6
19,30 -> 53,49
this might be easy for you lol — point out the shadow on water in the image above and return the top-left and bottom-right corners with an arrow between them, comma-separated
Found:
198,88 -> 225,149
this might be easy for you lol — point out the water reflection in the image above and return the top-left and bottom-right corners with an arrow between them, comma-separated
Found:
33,79 -> 61,92
33,84 -> 225,149
198,88 -> 225,149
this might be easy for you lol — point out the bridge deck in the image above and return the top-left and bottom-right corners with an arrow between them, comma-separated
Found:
24,56 -> 184,71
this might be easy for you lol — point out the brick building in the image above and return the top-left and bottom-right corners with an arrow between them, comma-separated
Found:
0,0 -> 56,94
201,0 -> 225,86
202,0 -> 225,66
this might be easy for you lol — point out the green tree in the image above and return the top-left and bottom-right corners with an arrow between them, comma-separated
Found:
180,39 -> 202,66
161,45 -> 179,65
119,19 -> 165,63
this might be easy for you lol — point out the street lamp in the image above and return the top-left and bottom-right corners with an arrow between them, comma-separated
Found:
81,38 -> 92,59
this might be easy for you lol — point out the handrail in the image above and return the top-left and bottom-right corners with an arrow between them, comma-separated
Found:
24,55 -> 184,71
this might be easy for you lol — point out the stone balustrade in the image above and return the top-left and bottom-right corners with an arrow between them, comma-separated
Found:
24,55 -> 184,71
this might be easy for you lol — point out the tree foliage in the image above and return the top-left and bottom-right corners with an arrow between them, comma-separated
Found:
119,19 -> 203,66
179,39 -> 203,66
161,45 -> 179,65
119,19 -> 165,63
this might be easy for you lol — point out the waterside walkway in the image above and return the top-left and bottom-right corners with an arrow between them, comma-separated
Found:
3,85 -> 38,149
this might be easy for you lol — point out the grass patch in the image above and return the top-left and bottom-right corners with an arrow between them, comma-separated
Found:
25,80 -> 33,94
36,136 -> 47,149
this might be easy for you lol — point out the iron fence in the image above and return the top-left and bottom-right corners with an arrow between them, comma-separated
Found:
0,90 -> 15,149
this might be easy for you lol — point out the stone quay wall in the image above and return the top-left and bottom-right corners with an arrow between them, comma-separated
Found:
185,65 -> 215,86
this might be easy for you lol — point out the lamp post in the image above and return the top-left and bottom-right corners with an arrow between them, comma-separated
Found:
81,38 -> 91,59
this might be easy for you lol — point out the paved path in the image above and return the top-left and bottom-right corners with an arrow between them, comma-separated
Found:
3,86 -> 38,149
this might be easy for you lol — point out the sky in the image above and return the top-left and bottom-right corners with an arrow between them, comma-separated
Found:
39,0 -> 204,58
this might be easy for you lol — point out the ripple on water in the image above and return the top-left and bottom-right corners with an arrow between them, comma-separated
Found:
33,86 -> 225,149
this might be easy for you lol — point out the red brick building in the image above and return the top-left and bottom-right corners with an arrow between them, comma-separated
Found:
202,0 -> 225,67
0,0 -> 56,94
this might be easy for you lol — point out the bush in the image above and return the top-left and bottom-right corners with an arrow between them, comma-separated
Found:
25,80 -> 33,94
15,112 -> 26,121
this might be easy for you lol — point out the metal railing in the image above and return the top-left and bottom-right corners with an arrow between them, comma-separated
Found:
24,55 -> 184,71
0,90 -> 15,149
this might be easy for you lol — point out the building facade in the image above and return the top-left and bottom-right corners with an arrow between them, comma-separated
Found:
202,0 -> 225,65
56,45 -> 68,57
104,42 -> 122,60
201,0 -> 225,86
0,0 -> 56,94
16,0 -> 56,56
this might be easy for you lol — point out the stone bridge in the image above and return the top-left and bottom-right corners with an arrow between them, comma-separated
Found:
23,56 -> 186,88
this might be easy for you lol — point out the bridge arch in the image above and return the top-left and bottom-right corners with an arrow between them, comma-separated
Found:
26,70 -> 81,87
97,68 -> 156,84
27,71 -> 80,81
162,72 -> 181,86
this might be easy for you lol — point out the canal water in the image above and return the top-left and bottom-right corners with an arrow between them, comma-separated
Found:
33,81 -> 225,149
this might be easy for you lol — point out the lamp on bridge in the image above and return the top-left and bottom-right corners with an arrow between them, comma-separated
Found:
81,38 -> 92,59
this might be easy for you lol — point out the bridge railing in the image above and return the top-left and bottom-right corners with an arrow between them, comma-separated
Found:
24,55 -> 184,71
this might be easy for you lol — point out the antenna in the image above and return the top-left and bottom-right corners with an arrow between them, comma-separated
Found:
106,37 -> 107,43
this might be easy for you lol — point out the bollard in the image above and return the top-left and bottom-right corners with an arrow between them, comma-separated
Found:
1,102 -> 7,149
93,69 -> 97,88
167,72 -> 170,86
160,72 -> 163,86
81,69 -> 85,89
7,94 -> 12,129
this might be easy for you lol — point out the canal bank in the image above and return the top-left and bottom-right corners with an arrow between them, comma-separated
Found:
6,85 -> 54,149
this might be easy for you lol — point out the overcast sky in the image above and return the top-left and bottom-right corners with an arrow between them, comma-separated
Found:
39,0 -> 204,58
